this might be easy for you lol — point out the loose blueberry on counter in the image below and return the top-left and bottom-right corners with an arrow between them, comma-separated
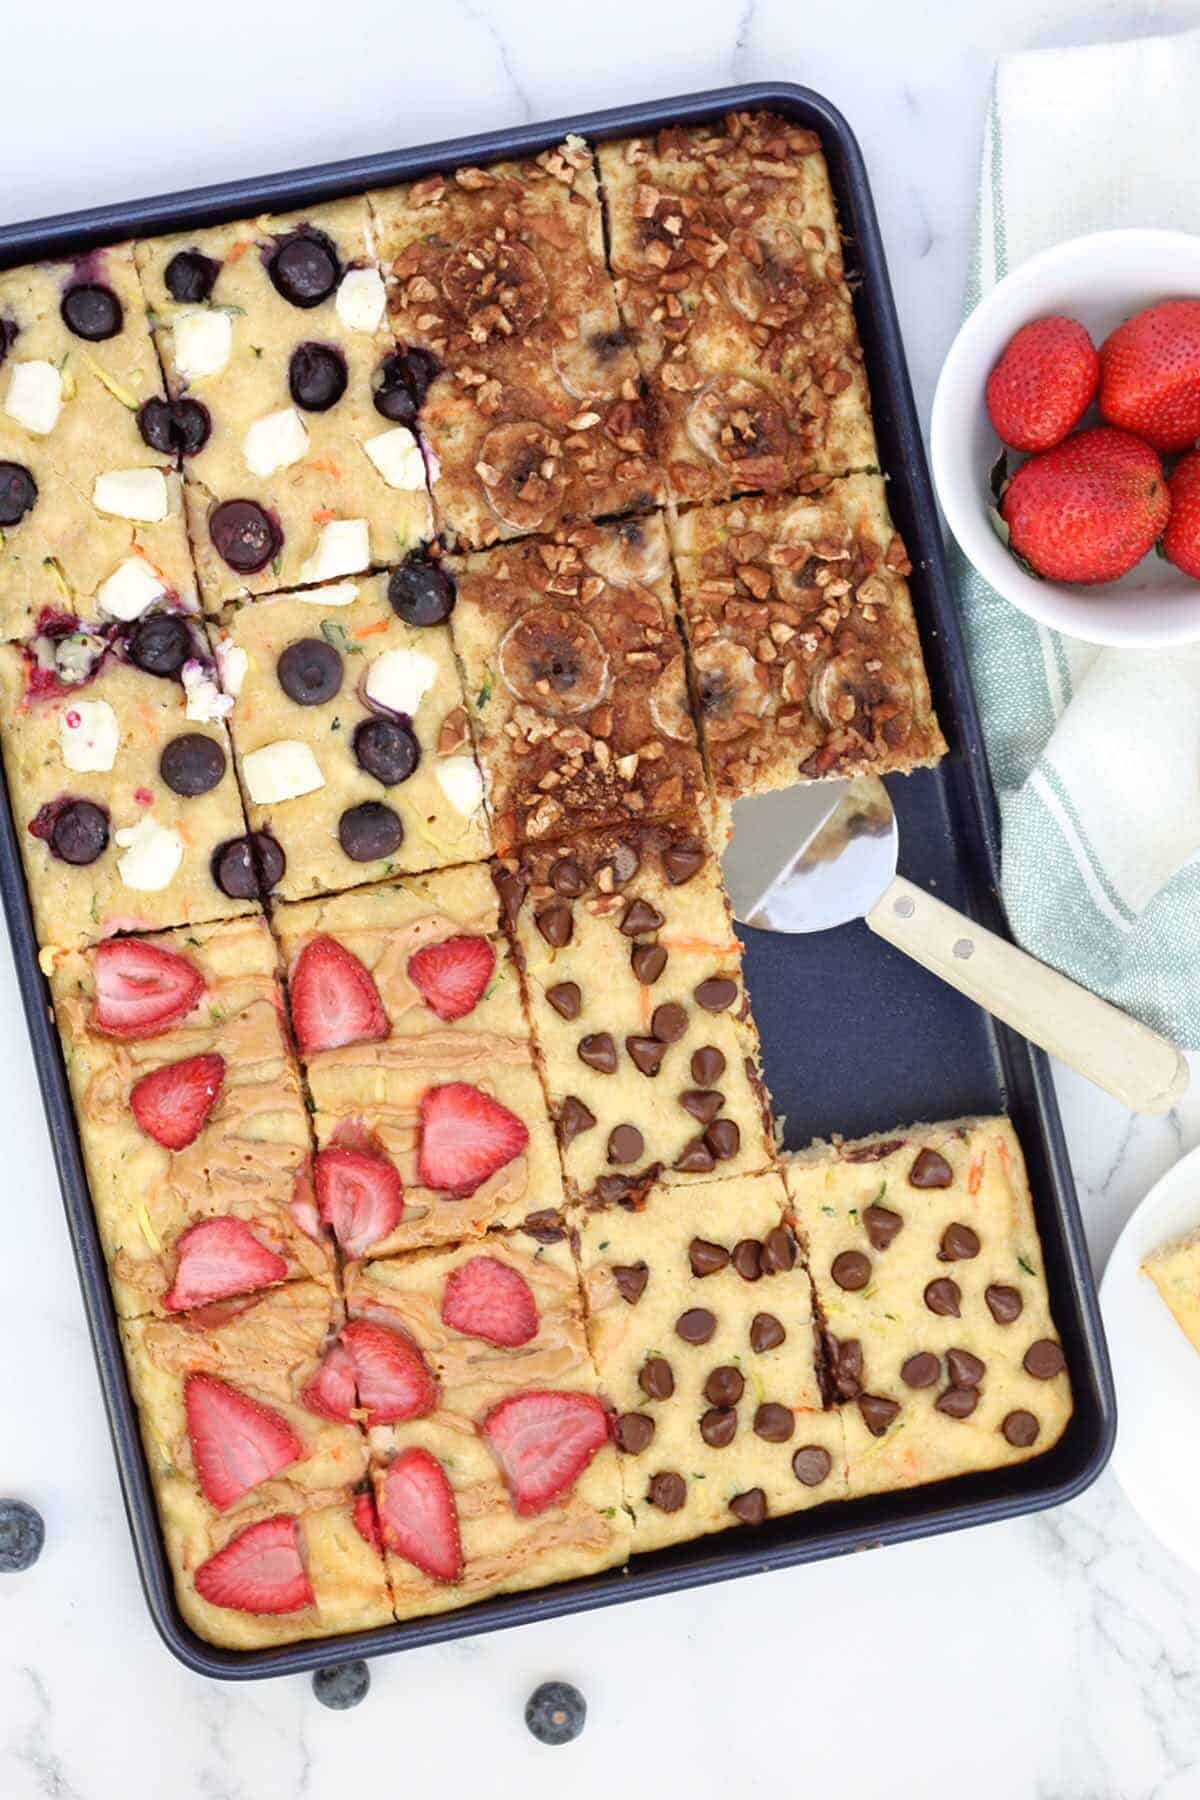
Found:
277,638 -> 343,706
33,798 -> 110,866
138,396 -> 211,457
165,249 -> 220,304
211,830 -> 285,899
269,229 -> 340,309
387,555 -> 455,626
0,1500 -> 44,1573
209,499 -> 281,574
126,612 -> 192,678
0,462 -> 36,526
160,732 -> 227,797
339,801 -> 402,862
372,346 -> 440,423
524,1681 -> 586,1746
312,1660 -> 370,1710
353,716 -> 419,786
61,283 -> 123,341
289,342 -> 348,412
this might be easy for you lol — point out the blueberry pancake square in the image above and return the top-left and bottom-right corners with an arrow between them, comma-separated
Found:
0,244 -> 196,638
136,198 -> 432,610
220,568 -> 490,900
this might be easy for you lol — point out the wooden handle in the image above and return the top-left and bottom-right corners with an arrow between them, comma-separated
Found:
866,875 -> 1189,1115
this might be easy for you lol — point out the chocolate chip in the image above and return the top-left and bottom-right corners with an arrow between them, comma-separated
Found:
760,1225 -> 796,1274
546,981 -> 581,1020
704,1366 -> 744,1407
48,799 -> 108,865
680,1089 -> 724,1126
936,1386 -> 979,1419
607,1124 -> 644,1165
338,802 -> 402,862
831,1250 -> 871,1291
0,462 -> 36,526
732,1239 -> 762,1282
61,283 -> 122,340
858,1393 -> 901,1437
694,976 -> 737,1012
493,866 -> 527,926
613,1262 -> 648,1305
269,228 -> 341,307
792,1445 -> 832,1487
614,1412 -> 655,1454
164,249 -> 219,303
924,1278 -> 961,1317
209,498 -> 281,573
639,1357 -> 674,1400
702,1119 -> 739,1162
288,341 -> 348,412
691,1045 -> 725,1084
675,1308 -> 716,1345
863,1204 -> 903,1250
674,1137 -> 716,1173
353,717 -> 419,786
754,1403 -> 794,1443
522,1208 -> 565,1244
828,1335 -> 863,1400
901,1352 -> 940,1389
650,1002 -> 688,1043
578,1033 -> 617,1074
751,1312 -> 785,1353
558,1096 -> 596,1146
1023,1339 -> 1065,1380
631,944 -> 666,985
549,856 -> 585,896
647,1471 -> 686,1512
1002,1410 -> 1040,1447
621,897 -> 663,936
985,1284 -> 1024,1325
688,1238 -> 729,1278
938,1223 -> 980,1261
663,840 -> 705,885
535,900 -> 573,947
626,1035 -> 667,1077
388,556 -> 455,626
596,1172 -> 647,1205
909,1147 -> 954,1188
946,1348 -> 985,1388
729,1488 -> 767,1525
277,637 -> 343,706
700,1407 -> 737,1448
845,1138 -> 905,1163
159,732 -> 226,797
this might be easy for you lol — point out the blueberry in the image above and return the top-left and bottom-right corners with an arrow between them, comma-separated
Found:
353,716 -> 419,786
209,499 -> 281,574
211,831 -> 285,899
160,732 -> 227,797
289,343 -> 348,413
524,1680 -> 586,1746
126,612 -> 192,678
0,1499 -> 45,1573
51,800 -> 109,866
387,556 -> 455,626
312,1660 -> 370,1710
61,282 -> 123,341
138,397 -> 211,458
277,638 -> 343,706
372,347 -> 440,423
270,230 -> 341,309
0,462 -> 36,527
338,801 -> 402,862
165,250 -> 220,304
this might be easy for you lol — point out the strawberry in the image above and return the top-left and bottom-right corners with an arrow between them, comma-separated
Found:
417,1082 -> 528,1196
480,1390 -> 610,1517
985,315 -> 1098,451
407,933 -> 496,1022
130,1053 -> 224,1151
999,426 -> 1169,583
193,1514 -> 314,1615
289,935 -> 389,1054
314,1147 -> 404,1258
300,1340 -> 358,1423
1099,298 -> 1200,451
352,1490 -> 383,1555
1162,448 -> 1200,577
342,1319 -> 437,1425
91,938 -> 204,1039
441,1255 -> 538,1347
378,1448 -> 463,1583
164,1217 -> 289,1313
184,1374 -> 303,1510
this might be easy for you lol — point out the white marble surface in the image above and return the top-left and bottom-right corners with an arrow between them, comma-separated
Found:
4,2 -> 1200,1794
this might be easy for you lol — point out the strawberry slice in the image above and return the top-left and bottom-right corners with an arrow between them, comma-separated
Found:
92,938 -> 204,1039
130,1053 -> 224,1151
481,1390 -> 610,1516
314,1147 -> 404,1258
342,1319 -> 437,1425
300,1340 -> 358,1423
352,1490 -> 383,1555
193,1514 -> 314,1615
184,1373 -> 304,1511
441,1255 -> 538,1347
417,1082 -> 528,1196
379,1448 -> 463,1583
289,936 -> 389,1054
164,1218 -> 288,1313
407,934 -> 496,1022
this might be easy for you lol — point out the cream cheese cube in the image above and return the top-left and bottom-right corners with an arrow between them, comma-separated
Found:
243,406 -> 310,478
298,519 -> 369,585
96,557 -> 167,621
364,426 -> 425,490
93,468 -> 169,522
173,308 -> 233,380
115,816 -> 184,890
4,360 -> 63,435
58,699 -> 120,773
242,740 -> 325,804
336,267 -> 386,333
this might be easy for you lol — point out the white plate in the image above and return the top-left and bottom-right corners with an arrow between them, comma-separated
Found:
1100,1141 -> 1200,1569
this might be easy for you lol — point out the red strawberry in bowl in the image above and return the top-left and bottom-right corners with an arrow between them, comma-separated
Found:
130,1053 -> 224,1151
314,1146 -> 404,1258
194,1514 -> 314,1615
986,315 -> 1098,451
998,425 -> 1169,583
91,938 -> 204,1039
184,1374 -> 303,1510
417,1082 -> 528,1195
378,1447 -> 463,1583
1162,448 -> 1200,578
289,935 -> 389,1054
480,1389 -> 610,1516
407,933 -> 496,1021
1099,297 -> 1200,451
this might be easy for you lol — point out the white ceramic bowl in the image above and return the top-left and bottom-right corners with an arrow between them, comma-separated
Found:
931,227 -> 1200,649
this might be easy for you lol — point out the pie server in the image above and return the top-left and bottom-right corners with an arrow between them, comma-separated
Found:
720,776 -> 1189,1115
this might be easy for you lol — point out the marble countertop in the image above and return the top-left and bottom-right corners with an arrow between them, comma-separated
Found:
4,3 -> 1200,1795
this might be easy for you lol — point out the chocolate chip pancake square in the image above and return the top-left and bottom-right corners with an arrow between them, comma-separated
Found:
49,917 -> 333,1319
220,572 -> 490,900
0,243 -> 198,639
785,1118 -> 1073,1494
273,867 -> 565,1255
598,112 -> 876,505
668,477 -> 946,797
576,1173 -> 846,1551
136,197 -> 432,611
502,821 -> 775,1205
343,1227 -> 629,1621
369,142 -> 661,550
0,633 -> 254,950
449,517 -> 704,853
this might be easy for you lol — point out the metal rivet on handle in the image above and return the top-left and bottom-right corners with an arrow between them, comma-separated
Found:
893,896 -> 915,919
953,938 -> 975,960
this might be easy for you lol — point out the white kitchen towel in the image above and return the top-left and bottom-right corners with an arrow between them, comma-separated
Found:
957,27 -> 1200,1047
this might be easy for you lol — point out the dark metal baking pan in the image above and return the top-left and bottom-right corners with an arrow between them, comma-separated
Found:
0,82 -> 1116,1679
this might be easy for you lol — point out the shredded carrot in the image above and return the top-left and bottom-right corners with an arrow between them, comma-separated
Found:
352,618 -> 391,640
967,1158 -> 983,1196
996,1136 -> 1010,1171
306,457 -> 342,479
227,239 -> 250,264
658,936 -> 739,954
312,506 -> 337,525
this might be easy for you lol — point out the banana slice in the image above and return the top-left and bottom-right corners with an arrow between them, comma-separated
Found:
722,222 -> 805,323
475,422 -> 565,531
685,378 -> 790,478
442,235 -> 549,337
691,640 -> 769,742
648,655 -> 696,743
552,318 -> 631,402
810,643 -> 913,744
498,606 -> 611,717
584,516 -> 669,588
